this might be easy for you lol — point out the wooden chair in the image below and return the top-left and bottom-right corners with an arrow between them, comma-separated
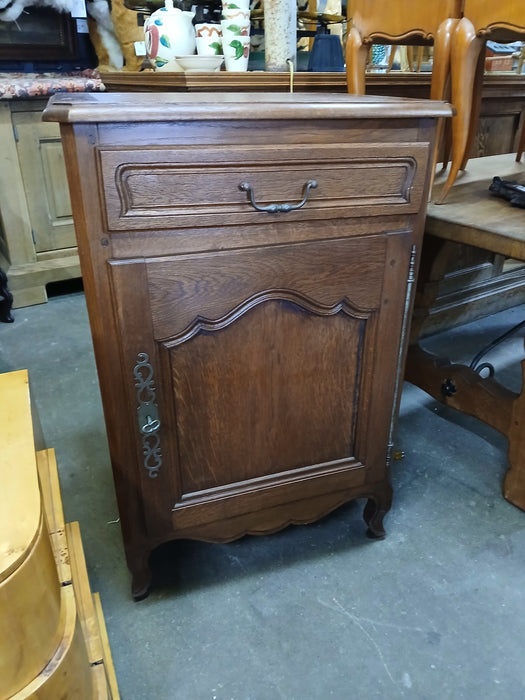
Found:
345,0 -> 462,101
386,46 -> 426,73
436,1 -> 525,203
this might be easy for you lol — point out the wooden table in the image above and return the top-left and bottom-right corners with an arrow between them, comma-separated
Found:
406,152 -> 525,510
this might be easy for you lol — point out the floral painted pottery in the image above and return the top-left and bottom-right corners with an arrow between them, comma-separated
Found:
220,17 -> 250,71
144,0 -> 196,69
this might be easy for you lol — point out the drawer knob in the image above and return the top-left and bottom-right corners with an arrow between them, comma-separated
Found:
239,180 -> 318,213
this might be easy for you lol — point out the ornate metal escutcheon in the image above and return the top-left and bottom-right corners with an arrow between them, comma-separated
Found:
134,352 -> 162,478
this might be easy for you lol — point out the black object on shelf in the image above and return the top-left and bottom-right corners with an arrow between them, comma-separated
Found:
307,33 -> 344,72
489,176 -> 525,209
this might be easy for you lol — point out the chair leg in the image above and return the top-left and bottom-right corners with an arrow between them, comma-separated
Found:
416,46 -> 424,72
399,46 -> 410,72
516,120 -> 525,162
345,27 -> 368,94
429,18 -> 457,184
441,121 -> 452,172
386,44 -> 397,72
406,46 -> 414,71
460,45 -> 486,170
435,17 -> 483,204
430,18 -> 457,102
503,354 -> 525,512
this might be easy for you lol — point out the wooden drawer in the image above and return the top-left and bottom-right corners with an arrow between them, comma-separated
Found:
99,142 -> 430,232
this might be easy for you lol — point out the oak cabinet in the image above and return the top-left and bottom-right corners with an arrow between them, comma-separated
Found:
44,92 -> 450,599
0,100 -> 80,308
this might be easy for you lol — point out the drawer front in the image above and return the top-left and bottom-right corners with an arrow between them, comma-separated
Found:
99,142 -> 430,232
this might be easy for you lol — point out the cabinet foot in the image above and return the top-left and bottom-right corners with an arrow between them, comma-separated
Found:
0,267 -> 14,323
130,556 -> 153,601
363,488 -> 392,539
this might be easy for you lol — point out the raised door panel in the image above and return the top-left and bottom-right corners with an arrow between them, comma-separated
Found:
13,113 -> 75,254
108,232 -> 413,541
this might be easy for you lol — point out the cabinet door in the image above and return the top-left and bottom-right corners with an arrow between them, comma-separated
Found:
109,232 -> 413,540
13,112 -> 75,254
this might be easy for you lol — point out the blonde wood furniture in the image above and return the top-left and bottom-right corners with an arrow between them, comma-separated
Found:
0,369 -> 119,699
437,1 -> 525,203
345,0 -> 462,189
0,100 -> 80,308
406,153 -> 525,511
44,91 -> 450,599
344,0 -> 462,98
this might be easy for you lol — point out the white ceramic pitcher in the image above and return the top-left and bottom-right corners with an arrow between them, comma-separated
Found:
144,0 -> 196,69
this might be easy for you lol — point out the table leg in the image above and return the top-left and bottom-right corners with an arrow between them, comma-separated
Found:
405,345 -> 525,511
407,231 -> 525,511
503,356 -> 525,509
435,17 -> 484,204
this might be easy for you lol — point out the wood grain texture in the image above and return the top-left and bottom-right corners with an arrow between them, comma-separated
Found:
9,585 -> 94,700
100,143 -> 426,231
438,3 -> 525,202
347,0 -> 462,42
407,152 -> 525,512
0,370 -> 117,698
43,91 -> 453,123
463,0 -> 525,37
429,153 -> 525,259
0,369 -> 40,582
0,101 -> 80,308
345,0 -> 461,100
45,93 -> 442,598
12,111 -> 75,254
0,514 -> 63,699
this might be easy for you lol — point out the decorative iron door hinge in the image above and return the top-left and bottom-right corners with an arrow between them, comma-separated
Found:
386,244 -> 417,463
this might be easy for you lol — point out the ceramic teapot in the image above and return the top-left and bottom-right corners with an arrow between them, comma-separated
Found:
144,0 -> 196,68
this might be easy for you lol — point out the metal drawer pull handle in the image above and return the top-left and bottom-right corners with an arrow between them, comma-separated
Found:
239,180 -> 318,213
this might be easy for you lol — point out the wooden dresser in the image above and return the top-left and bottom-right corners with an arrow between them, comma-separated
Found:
43,92 -> 451,599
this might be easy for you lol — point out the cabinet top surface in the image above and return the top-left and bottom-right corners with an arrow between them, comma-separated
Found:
42,91 -> 452,124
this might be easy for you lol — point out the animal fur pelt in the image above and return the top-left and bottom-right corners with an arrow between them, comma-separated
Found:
0,0 -> 71,22
96,0 -> 145,71
86,0 -> 124,70
0,0 -> 144,72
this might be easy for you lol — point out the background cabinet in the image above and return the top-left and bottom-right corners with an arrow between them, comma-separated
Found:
0,99 -> 80,308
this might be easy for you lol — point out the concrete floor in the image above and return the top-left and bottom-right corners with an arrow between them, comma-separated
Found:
1,287 -> 524,700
